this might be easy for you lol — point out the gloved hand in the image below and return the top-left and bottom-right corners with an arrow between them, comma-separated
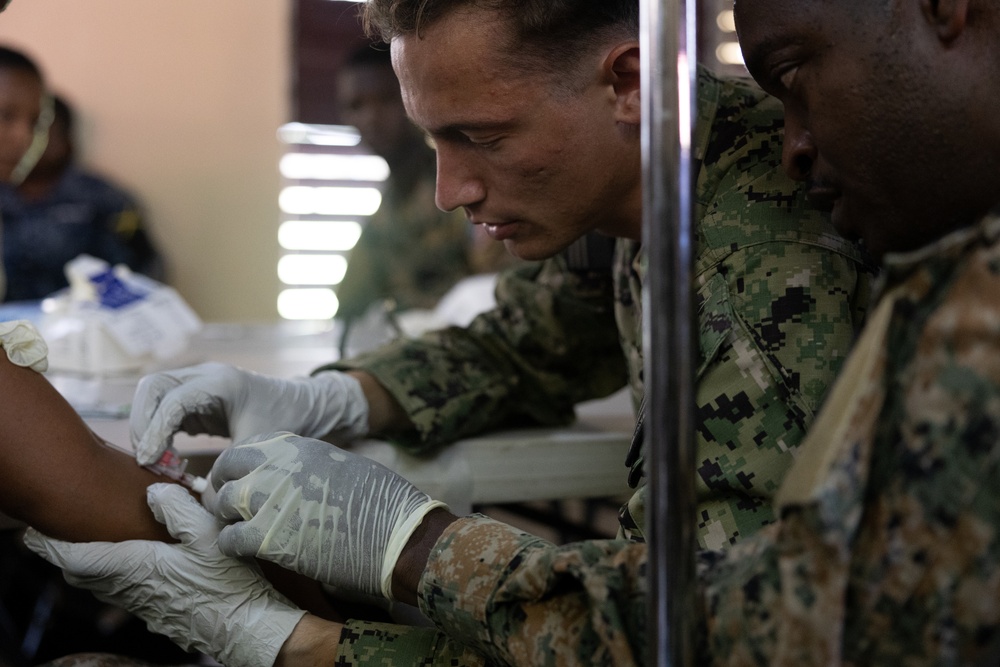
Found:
22,483 -> 307,667
130,362 -> 369,466
212,432 -> 447,600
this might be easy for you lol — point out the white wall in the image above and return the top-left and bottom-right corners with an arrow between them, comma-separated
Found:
0,0 -> 290,321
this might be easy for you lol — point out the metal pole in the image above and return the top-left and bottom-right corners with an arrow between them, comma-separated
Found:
640,0 -> 698,665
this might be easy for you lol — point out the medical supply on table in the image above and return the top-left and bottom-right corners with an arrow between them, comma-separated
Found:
40,254 -> 200,374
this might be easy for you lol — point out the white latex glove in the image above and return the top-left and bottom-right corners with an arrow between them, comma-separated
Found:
212,432 -> 447,600
131,362 -> 369,466
22,483 -> 307,667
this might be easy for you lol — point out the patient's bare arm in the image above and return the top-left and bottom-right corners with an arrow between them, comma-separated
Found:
0,352 -> 345,621
0,352 -> 171,543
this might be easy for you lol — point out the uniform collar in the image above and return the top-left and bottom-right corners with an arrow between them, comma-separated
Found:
875,211 -> 1000,299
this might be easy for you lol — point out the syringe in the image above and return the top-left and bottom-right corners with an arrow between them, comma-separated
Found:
96,435 -> 209,494
144,448 -> 209,494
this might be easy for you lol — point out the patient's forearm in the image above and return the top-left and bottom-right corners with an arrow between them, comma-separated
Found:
0,353 -> 171,543
0,355 -> 345,620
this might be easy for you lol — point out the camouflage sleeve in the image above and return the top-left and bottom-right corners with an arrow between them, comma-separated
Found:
690,240 -> 871,550
697,360 -> 1000,665
334,619 -> 488,666
697,221 -> 1000,665
417,515 -> 647,666
643,70 -> 876,550
322,257 -> 628,454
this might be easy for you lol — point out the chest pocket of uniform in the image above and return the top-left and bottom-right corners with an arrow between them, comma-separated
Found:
695,272 -> 736,379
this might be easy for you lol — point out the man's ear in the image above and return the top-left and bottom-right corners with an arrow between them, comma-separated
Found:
921,0 -> 970,43
605,41 -> 641,125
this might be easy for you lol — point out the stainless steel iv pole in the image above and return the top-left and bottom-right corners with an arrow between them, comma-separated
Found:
640,0 -> 698,665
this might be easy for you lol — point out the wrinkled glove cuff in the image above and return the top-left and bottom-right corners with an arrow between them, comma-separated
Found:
222,605 -> 307,667
311,371 -> 370,441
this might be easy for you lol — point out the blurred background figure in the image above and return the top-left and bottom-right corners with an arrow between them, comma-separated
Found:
0,45 -> 42,189
332,43 -> 515,327
0,90 -> 164,303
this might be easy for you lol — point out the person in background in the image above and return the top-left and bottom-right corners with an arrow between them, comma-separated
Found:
333,42 -> 514,325
0,44 -> 43,302
0,92 -> 163,302
0,45 -> 41,189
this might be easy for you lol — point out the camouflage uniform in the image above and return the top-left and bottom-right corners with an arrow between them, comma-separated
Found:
699,211 -> 1000,666
335,148 -> 489,322
325,68 -> 874,663
340,215 -> 1000,666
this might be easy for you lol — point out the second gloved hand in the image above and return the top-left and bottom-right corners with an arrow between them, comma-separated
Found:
131,362 -> 370,466
22,483 -> 307,667
211,432 -> 447,600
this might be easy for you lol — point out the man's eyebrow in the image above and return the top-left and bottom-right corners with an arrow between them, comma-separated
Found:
741,34 -> 796,80
426,120 -> 512,137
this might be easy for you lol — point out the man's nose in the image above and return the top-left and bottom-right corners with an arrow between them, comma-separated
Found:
781,113 -> 817,182
434,147 -> 486,212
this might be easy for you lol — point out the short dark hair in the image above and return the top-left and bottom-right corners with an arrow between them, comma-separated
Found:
363,0 -> 638,85
0,44 -> 42,81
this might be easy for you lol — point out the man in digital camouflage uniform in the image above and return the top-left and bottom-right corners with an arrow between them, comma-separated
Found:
693,0 -> 1000,662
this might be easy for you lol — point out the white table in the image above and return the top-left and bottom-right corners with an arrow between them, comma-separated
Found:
51,321 -> 636,514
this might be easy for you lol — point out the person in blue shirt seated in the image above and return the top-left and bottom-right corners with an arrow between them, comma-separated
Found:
0,87 -> 163,302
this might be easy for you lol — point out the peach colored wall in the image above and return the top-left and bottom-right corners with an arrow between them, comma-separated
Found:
0,0 -> 291,321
